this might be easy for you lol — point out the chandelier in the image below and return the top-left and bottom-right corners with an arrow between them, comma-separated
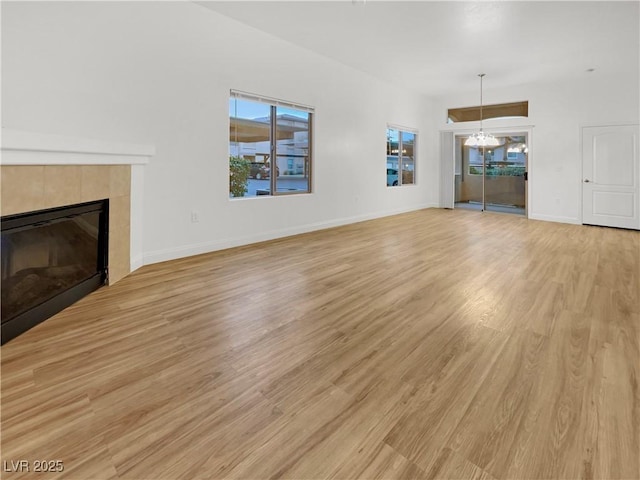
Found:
465,74 -> 499,147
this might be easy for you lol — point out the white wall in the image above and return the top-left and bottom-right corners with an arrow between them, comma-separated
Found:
434,71 -> 640,224
1,2 -> 438,265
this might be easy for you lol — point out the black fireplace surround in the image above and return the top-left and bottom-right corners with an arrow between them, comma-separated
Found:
1,199 -> 108,344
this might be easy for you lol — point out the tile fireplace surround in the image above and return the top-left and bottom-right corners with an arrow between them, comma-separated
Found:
1,129 -> 154,284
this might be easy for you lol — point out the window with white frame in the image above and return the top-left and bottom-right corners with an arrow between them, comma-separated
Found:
386,127 -> 416,187
229,90 -> 313,198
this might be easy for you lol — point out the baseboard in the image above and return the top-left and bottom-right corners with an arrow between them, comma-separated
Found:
130,255 -> 144,273
528,213 -> 581,225
142,203 -> 435,266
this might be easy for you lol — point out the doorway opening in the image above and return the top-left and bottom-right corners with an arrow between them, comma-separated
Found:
454,133 -> 528,215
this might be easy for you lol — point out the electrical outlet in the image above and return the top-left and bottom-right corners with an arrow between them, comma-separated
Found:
191,211 -> 199,223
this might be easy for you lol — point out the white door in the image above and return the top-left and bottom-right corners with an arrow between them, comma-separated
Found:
582,125 -> 640,229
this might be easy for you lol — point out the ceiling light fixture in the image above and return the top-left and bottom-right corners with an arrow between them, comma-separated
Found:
465,73 -> 500,147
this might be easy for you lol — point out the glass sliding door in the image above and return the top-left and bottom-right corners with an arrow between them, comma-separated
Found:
454,136 -> 484,210
484,135 -> 527,215
454,133 -> 527,215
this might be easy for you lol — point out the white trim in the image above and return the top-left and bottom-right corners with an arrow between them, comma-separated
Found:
387,123 -> 419,134
578,121 -> 640,129
439,122 -> 535,134
1,129 -> 154,165
2,151 -> 151,165
230,89 -> 314,113
143,203 -> 437,265
130,255 -> 144,272
579,125 -> 586,225
529,213 -> 580,225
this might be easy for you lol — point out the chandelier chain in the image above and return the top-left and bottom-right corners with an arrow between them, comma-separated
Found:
465,73 -> 498,147
479,73 -> 485,131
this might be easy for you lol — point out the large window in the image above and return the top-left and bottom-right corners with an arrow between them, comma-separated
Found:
229,91 -> 313,198
386,127 -> 416,187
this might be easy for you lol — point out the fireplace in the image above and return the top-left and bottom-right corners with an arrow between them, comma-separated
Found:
1,199 -> 109,344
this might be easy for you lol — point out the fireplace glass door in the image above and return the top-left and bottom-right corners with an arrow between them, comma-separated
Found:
1,200 -> 108,343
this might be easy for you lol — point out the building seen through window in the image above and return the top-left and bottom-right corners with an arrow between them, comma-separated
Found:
386,127 -> 416,187
229,93 -> 312,198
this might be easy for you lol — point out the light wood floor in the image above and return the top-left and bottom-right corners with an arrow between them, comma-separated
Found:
1,209 -> 638,480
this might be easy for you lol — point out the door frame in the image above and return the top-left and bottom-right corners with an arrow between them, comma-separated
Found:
440,124 -> 534,217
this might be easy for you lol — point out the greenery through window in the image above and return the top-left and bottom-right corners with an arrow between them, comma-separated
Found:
467,135 -> 527,176
386,127 -> 416,187
229,92 -> 312,198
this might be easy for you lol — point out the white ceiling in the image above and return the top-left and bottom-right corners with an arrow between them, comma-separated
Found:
196,1 -> 640,97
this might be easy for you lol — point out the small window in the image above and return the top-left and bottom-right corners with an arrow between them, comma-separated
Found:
229,91 -> 313,198
447,101 -> 528,123
386,127 -> 416,187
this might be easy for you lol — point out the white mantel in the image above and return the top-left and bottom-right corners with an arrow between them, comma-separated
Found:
1,128 -> 155,273
1,128 -> 154,165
